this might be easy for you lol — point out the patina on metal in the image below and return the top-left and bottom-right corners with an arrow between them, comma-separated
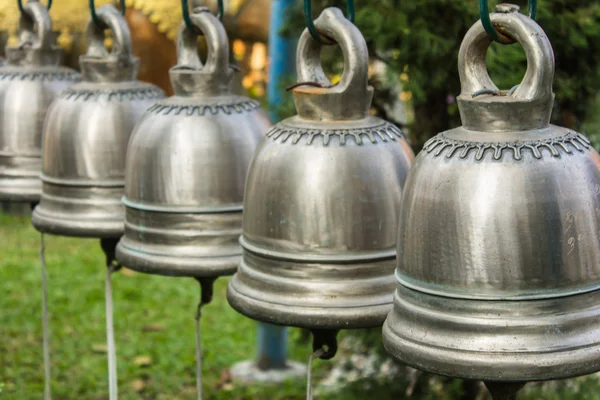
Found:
116,7 -> 269,278
227,7 -> 414,358
0,0 -> 79,203
31,5 -> 164,238
383,4 -> 600,390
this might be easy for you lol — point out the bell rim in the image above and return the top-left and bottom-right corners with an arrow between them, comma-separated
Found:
0,178 -> 40,203
31,205 -> 123,238
116,240 -> 239,278
227,274 -> 391,330
382,286 -> 600,381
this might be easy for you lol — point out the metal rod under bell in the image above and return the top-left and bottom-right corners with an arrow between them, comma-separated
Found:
194,278 -> 215,400
101,238 -> 121,400
40,233 -> 51,400
484,381 -> 526,400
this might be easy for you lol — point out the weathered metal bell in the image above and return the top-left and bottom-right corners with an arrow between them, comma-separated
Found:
32,5 -> 164,238
383,5 -> 600,383
115,8 -> 269,277
227,8 -> 414,338
0,0 -> 79,203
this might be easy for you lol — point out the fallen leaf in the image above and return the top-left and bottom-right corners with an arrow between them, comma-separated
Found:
142,323 -> 165,332
133,355 -> 152,367
92,344 -> 107,353
120,268 -> 136,277
130,379 -> 145,392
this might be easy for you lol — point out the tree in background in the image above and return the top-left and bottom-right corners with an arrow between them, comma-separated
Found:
283,0 -> 600,151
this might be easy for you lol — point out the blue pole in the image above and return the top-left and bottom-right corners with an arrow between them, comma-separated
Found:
255,0 -> 297,370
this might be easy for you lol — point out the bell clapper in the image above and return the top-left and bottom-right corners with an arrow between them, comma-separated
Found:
100,238 -> 122,400
484,381 -> 526,400
306,330 -> 339,399
194,278 -> 215,400
39,233 -> 51,400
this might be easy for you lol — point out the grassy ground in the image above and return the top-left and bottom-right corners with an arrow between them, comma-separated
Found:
0,211 -> 314,400
2,210 -> 600,400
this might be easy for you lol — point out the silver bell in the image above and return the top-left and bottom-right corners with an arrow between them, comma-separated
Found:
116,9 -> 269,277
383,5 -> 600,384
227,7 -> 414,355
0,1 -> 79,203
32,5 -> 164,238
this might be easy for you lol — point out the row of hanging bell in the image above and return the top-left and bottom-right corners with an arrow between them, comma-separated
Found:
382,4 -> 600,395
0,0 -> 79,204
115,7 -> 270,281
227,7 -> 414,357
32,5 -> 165,238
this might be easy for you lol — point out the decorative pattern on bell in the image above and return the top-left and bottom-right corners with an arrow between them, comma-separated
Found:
32,5 -> 164,239
227,8 -> 414,337
0,0 -> 79,203
115,8 -> 269,278
383,5 -> 600,383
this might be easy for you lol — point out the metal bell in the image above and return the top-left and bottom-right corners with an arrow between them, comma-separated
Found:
227,7 -> 414,346
32,5 -> 164,238
383,4 -> 600,384
115,8 -> 269,278
0,0 -> 79,203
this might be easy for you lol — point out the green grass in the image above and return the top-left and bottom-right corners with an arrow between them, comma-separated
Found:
2,211 -> 600,400
0,211 -> 315,399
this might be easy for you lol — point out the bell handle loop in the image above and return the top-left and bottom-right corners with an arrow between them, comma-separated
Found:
175,8 -> 230,74
89,0 -> 126,28
304,0 -> 355,45
17,0 -> 52,13
296,7 -> 368,97
84,5 -> 133,63
17,0 -> 54,51
458,8 -> 554,101
479,0 -> 537,44
182,0 -> 224,34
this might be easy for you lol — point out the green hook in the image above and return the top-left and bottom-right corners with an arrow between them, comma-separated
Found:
304,0 -> 355,45
479,0 -> 537,43
18,0 -> 52,13
182,0 -> 224,34
90,0 -> 126,27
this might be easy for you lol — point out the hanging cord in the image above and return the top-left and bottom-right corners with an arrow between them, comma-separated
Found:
479,0 -> 537,43
182,0 -> 224,34
100,238 -> 122,400
40,233 -> 51,400
304,0 -> 355,44
194,278 -> 215,400
90,0 -> 126,27
18,0 -> 52,13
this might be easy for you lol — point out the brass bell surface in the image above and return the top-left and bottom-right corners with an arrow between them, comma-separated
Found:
32,5 -> 164,239
0,0 -> 79,203
383,5 -> 600,383
227,8 -> 414,331
115,8 -> 269,278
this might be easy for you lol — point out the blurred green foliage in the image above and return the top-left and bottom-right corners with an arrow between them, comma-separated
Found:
281,0 -> 600,149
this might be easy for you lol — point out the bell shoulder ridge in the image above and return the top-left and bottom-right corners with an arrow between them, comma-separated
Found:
145,95 -> 262,117
422,127 -> 592,162
0,66 -> 80,82
266,116 -> 405,146
59,81 -> 164,102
